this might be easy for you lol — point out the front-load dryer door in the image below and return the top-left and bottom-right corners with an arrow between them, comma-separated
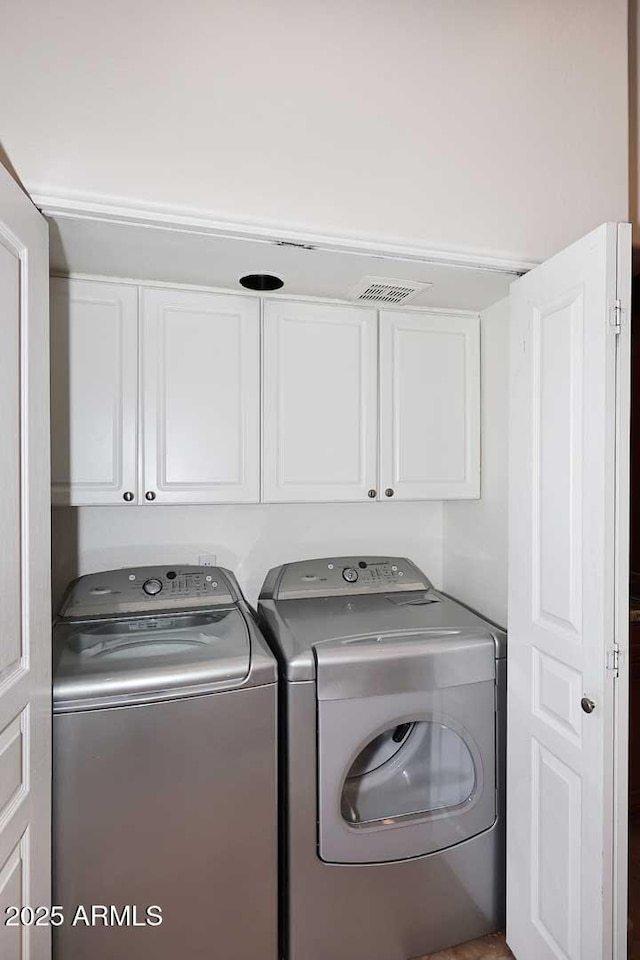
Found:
315,630 -> 497,864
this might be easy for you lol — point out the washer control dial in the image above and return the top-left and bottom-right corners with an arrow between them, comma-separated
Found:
342,566 -> 359,583
142,578 -> 163,596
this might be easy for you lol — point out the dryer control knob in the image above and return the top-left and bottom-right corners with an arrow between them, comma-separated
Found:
142,578 -> 163,596
342,567 -> 359,583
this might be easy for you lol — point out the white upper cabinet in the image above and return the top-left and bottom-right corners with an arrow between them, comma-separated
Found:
141,288 -> 260,504
51,281 -> 480,506
50,278 -> 138,505
262,299 -> 378,502
379,310 -> 480,500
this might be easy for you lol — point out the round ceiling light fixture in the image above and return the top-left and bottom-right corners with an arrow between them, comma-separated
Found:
239,274 -> 284,291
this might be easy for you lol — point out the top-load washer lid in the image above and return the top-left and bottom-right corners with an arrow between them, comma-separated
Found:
53,607 -> 251,712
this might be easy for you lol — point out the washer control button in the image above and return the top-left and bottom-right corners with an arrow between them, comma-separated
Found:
142,578 -> 163,596
342,567 -> 359,583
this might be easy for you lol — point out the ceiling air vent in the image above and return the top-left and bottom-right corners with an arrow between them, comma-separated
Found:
349,276 -> 432,305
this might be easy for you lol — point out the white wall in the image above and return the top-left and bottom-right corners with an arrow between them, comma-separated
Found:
442,297 -> 509,628
52,501 -> 443,609
1,0 -> 628,264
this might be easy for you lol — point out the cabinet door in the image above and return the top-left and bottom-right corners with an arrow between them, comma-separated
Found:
50,278 -> 138,505
262,300 -> 377,502
379,310 -> 480,500
141,288 -> 260,504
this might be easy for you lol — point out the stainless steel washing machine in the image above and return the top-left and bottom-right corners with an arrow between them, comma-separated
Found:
53,565 -> 278,960
258,556 -> 506,960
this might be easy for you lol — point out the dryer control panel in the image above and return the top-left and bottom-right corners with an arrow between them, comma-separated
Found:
59,565 -> 238,619
270,557 -> 431,600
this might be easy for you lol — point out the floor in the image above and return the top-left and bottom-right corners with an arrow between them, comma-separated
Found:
413,812 -> 640,959
418,932 -> 513,960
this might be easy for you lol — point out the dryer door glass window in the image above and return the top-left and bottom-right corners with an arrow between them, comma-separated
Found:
317,680 -> 496,864
341,720 -> 476,825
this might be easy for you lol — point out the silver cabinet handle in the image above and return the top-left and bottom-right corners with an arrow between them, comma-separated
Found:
122,491 -> 134,502
385,488 -> 394,498
145,491 -> 157,501
581,697 -> 596,714
367,489 -> 376,498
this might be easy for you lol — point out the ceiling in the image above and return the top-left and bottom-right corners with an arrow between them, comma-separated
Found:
47,214 -> 523,312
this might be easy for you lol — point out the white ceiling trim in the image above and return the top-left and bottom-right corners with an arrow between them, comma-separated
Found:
32,189 -> 536,276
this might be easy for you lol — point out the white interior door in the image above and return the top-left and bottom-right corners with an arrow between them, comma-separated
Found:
0,165 -> 51,957
50,278 -> 138,505
262,299 -> 377,502
507,222 -> 631,960
141,287 -> 260,504
379,309 -> 480,500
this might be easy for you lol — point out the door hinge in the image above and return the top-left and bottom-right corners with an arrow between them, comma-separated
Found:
607,644 -> 620,676
610,298 -> 622,334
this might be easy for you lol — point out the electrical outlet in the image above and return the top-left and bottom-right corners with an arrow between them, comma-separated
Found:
199,554 -> 217,566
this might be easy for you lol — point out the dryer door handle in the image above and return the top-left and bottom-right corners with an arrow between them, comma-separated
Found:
392,723 -> 412,743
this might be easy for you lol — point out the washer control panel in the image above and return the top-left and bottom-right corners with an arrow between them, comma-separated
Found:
59,565 -> 236,619
273,557 -> 431,600
142,578 -> 163,596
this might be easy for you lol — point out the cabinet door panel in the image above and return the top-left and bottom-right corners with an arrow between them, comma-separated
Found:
262,300 -> 377,502
50,279 -> 138,505
141,288 -> 260,503
379,310 -> 480,499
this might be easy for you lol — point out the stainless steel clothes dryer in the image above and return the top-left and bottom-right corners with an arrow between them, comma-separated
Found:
53,565 -> 278,960
258,556 -> 506,960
